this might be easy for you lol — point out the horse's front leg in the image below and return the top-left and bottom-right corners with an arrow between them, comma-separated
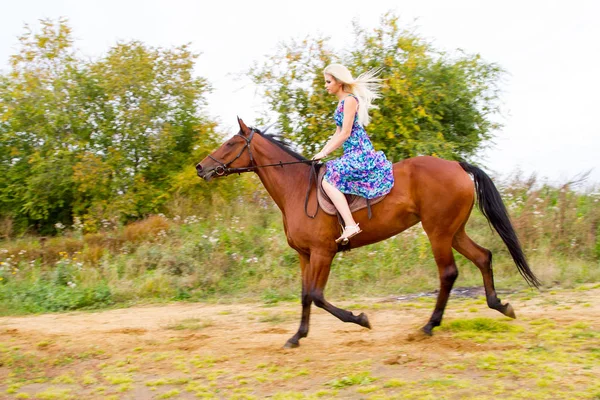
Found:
285,252 -> 312,348
308,253 -> 371,329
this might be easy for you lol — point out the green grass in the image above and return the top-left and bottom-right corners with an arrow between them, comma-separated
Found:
327,372 -> 377,389
442,318 -> 523,334
165,318 -> 213,331
0,180 -> 599,315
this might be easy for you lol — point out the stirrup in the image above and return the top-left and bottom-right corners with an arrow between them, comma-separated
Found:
335,224 -> 362,244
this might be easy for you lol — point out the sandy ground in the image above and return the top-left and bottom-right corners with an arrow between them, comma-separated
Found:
1,286 -> 599,399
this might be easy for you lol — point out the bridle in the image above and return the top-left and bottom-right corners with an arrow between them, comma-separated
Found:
204,127 -> 320,218
207,128 -> 258,176
206,128 -> 317,176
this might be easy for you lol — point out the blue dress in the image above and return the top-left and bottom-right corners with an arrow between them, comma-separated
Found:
324,94 -> 394,199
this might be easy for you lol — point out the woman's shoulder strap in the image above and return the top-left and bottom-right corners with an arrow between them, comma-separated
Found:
343,93 -> 358,103
343,93 -> 359,112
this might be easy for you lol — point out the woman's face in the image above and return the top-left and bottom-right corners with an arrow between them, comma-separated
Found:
324,73 -> 342,94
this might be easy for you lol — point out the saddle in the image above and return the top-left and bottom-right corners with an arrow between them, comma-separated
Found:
315,166 -> 387,220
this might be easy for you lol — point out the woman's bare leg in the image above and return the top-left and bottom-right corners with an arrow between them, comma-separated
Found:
322,180 -> 359,233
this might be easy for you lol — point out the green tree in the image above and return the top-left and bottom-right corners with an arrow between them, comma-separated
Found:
74,40 -> 213,227
0,18 -> 83,233
0,19 -> 218,234
249,13 -> 504,160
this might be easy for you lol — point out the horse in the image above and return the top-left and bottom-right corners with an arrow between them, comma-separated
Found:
196,118 -> 540,348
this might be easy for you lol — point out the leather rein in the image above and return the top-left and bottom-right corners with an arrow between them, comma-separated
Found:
207,128 -> 321,218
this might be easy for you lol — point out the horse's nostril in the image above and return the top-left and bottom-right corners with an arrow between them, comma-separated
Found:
196,163 -> 203,173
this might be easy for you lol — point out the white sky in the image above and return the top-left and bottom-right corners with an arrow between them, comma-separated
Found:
1,0 -> 599,185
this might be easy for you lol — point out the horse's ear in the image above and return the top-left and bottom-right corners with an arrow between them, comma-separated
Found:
237,117 -> 250,136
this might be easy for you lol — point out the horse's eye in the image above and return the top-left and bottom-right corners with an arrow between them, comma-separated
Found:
226,142 -> 234,147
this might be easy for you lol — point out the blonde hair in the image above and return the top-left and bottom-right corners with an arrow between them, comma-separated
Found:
323,64 -> 382,126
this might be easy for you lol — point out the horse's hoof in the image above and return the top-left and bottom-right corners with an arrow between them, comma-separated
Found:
358,312 -> 372,329
407,329 -> 431,342
504,303 -> 516,319
283,340 -> 299,349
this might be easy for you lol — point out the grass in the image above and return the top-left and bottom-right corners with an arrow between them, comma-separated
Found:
165,317 -> 213,331
442,318 -> 523,333
327,372 -> 377,389
0,178 -> 598,316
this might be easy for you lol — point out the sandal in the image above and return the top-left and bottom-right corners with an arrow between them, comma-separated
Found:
335,224 -> 362,244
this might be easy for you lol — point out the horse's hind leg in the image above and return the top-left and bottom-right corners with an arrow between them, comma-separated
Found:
452,229 -> 516,319
422,237 -> 459,335
308,253 -> 371,329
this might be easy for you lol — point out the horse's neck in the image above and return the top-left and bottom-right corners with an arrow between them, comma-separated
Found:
252,138 -> 309,213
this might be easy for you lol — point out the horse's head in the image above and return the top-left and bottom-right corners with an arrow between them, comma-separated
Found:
196,118 -> 257,181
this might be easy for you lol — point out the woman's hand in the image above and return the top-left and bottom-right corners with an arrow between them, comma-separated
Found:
312,151 -> 328,160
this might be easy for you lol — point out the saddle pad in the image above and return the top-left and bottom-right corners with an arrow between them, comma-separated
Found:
317,166 -> 387,216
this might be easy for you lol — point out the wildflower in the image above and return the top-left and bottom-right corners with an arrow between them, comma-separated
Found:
55,222 -> 66,230
184,215 -> 200,224
67,281 -> 77,288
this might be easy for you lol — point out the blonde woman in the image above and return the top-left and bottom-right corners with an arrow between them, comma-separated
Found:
312,64 -> 394,243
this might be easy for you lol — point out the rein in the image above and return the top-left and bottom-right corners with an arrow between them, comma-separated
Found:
208,128 -> 321,218
220,159 -> 318,175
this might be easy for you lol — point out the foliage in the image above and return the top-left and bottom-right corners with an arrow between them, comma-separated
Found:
249,13 -> 504,160
0,177 -> 598,315
0,19 -> 219,234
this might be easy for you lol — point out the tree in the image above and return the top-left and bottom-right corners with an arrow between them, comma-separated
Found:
0,18 -> 82,233
73,40 -> 212,227
0,19 -> 218,234
249,13 -> 504,161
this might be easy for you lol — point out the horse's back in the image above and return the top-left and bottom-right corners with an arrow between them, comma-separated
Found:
392,156 -> 475,223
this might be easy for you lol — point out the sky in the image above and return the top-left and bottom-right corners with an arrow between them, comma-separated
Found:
1,0 -> 599,186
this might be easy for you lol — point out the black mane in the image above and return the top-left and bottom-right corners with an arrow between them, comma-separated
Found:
253,128 -> 308,161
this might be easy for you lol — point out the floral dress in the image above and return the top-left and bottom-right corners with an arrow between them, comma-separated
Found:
324,94 -> 394,199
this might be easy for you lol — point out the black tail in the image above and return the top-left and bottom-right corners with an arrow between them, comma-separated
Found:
459,162 -> 541,288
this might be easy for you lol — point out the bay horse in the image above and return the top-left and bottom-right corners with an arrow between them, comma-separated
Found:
196,118 -> 540,348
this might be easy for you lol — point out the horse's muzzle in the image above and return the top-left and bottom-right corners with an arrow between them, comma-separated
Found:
195,163 -> 204,177
196,163 -> 218,181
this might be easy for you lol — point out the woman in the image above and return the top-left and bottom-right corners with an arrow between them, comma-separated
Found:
312,64 -> 394,243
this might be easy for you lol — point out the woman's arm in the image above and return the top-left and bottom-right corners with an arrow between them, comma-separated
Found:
313,96 -> 357,159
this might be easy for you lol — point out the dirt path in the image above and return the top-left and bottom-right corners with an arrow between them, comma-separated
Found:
1,286 -> 599,399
